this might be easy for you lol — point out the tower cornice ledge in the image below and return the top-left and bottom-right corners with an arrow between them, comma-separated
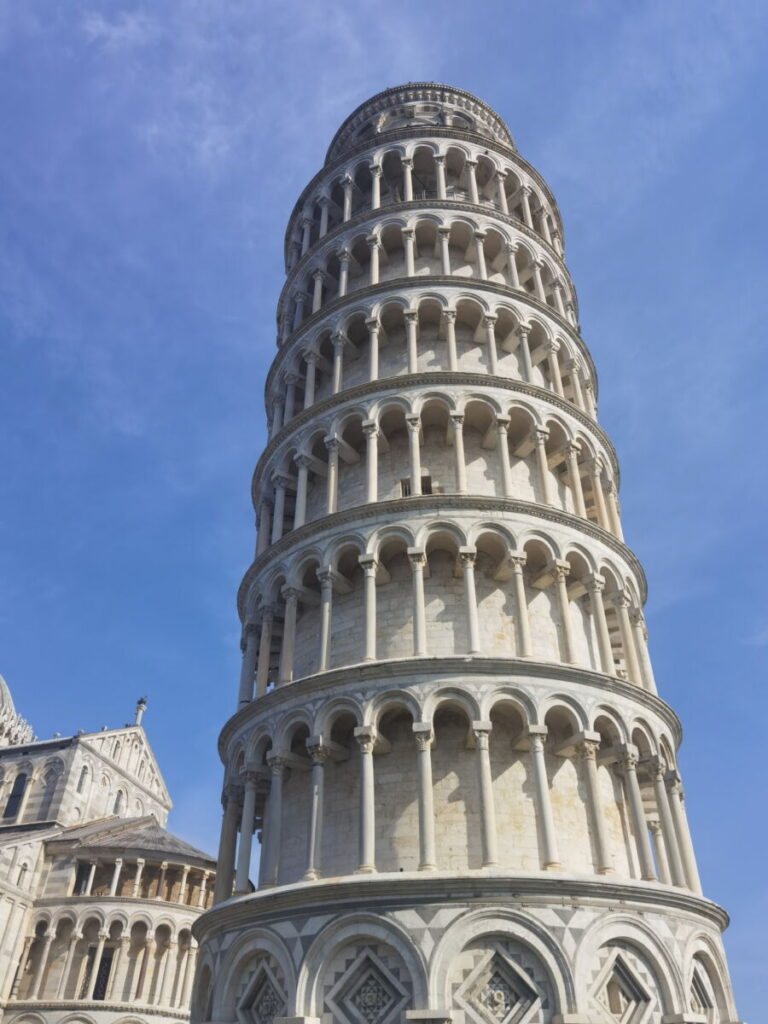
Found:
192,872 -> 728,944
237,495 -> 646,615
217,657 -> 681,756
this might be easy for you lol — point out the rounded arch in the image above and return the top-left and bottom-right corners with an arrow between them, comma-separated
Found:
213,927 -> 296,1019
368,689 -> 422,729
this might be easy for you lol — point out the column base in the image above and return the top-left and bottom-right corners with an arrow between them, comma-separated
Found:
544,861 -> 563,871
418,863 -> 437,872
303,870 -> 320,881
354,865 -> 377,875
597,866 -> 614,875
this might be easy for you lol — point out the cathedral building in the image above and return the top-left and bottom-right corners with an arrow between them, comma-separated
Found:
193,84 -> 742,1024
0,683 -> 215,1024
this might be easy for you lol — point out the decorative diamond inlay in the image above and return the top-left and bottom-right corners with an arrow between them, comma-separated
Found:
326,949 -> 410,1024
236,960 -> 287,1024
596,955 -> 650,1024
456,949 -> 540,1024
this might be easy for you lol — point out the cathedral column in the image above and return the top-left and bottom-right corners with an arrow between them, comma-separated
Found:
495,170 -> 509,213
366,318 -> 380,381
300,217 -> 312,255
665,772 -> 703,894
586,457 -> 609,528
270,475 -> 288,544
367,235 -> 380,286
438,227 -> 451,275
325,437 -> 340,513
159,940 -> 177,1006
262,757 -> 288,887
255,606 -> 274,697
402,158 -> 414,201
303,352 -> 318,407
546,340 -> 565,396
359,556 -> 378,662
551,560 -> 576,663
553,280 -> 567,317
403,228 -> 416,276
532,428 -> 554,505
508,552 -> 533,657
575,739 -> 612,874
496,416 -> 513,497
234,771 -> 260,894
505,243 -> 520,289
132,858 -> 145,897
156,861 -> 168,900
413,724 -> 436,870
213,785 -> 240,903
57,931 -> 80,998
109,857 -> 123,896
317,569 -> 334,672
311,270 -> 323,313
617,751 -> 656,881
29,930 -> 52,999
434,155 -> 447,199
304,739 -> 330,879
278,588 -> 299,685
516,324 -> 533,380
564,442 -> 587,518
85,932 -> 108,1000
338,250 -> 350,297
331,333 -> 345,393
196,872 -> 210,909
363,420 -> 378,502
483,314 -> 498,374
613,593 -> 643,685
179,944 -> 197,1009
408,550 -> 428,656
647,758 -> 686,887
318,196 -> 330,237
527,727 -> 561,869
649,821 -> 670,885
178,865 -> 190,904
630,609 -> 658,694
443,310 -> 458,370
405,311 -> 419,373
342,175 -> 353,221
293,455 -> 311,529
370,164 -> 382,209
474,232 -> 488,280
406,415 -> 422,494
85,860 -> 97,895
459,549 -> 482,655
520,185 -> 534,228
567,358 -> 586,410
354,728 -> 377,873
450,413 -> 468,493
465,159 -> 479,204
606,481 -> 624,541
107,935 -> 131,1000
256,499 -> 272,555
237,624 -> 259,706
585,575 -> 614,675
472,723 -> 498,867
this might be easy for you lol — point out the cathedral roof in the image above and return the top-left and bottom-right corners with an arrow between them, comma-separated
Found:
52,814 -> 215,865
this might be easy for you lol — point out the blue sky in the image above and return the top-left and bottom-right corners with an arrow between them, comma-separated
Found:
1,0 -> 766,1013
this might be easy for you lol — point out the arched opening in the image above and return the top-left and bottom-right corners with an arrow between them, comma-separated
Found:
278,722 -> 312,885
374,704 -> 418,871
474,530 -> 517,657
488,698 -> 533,870
424,530 -> 466,656
463,399 -> 501,498
521,539 -> 560,663
432,700 -> 480,870
330,543 -> 366,668
3,772 -> 27,820
376,534 -> 415,660
506,405 -> 539,503
320,710 -> 359,877
544,705 -> 592,872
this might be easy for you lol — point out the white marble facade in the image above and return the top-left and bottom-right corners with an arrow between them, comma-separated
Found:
196,84 -> 742,1024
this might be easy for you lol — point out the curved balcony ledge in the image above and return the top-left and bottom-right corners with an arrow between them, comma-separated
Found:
255,372 -> 616,497
34,894 -> 201,913
237,494 -> 645,615
217,655 -> 681,757
5,999 -> 188,1019
193,870 -> 728,944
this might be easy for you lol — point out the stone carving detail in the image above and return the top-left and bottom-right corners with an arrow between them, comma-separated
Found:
237,956 -> 287,1024
324,945 -> 410,1024
452,940 -> 550,1024
590,946 -> 656,1024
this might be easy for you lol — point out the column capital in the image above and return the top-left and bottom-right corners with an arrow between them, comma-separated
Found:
437,225 -> 451,237
113,856 -> 124,866
365,316 -> 380,332
316,567 -> 336,588
458,547 -> 477,570
401,156 -> 413,168
549,559 -> 571,581
583,573 -> 606,594
402,227 -> 415,239
341,173 -> 354,187
281,586 -> 302,603
353,726 -> 376,754
442,309 -> 457,323
362,419 -> 379,438
266,753 -> 291,775
358,554 -> 379,575
665,769 -> 684,795
407,547 -> 427,570
642,755 -> 667,782
366,234 -> 381,249
306,740 -> 332,765
135,857 -> 146,867
244,620 -> 261,639
504,241 -> 520,254
294,453 -> 313,470
473,230 -> 487,242
472,721 -> 492,749
616,748 -> 640,773
563,440 -> 582,458
450,412 -> 465,428
324,435 -> 341,453
271,472 -> 292,490
506,549 -> 527,572
530,425 -> 550,444
337,248 -> 351,264
434,153 -> 446,165
331,330 -> 348,349
369,163 -> 382,177
495,415 -> 510,430
412,722 -> 434,750
482,313 -> 497,328
494,168 -> 508,181
520,184 -> 533,196
574,739 -> 601,762
405,413 -> 421,432
545,337 -> 561,353
404,309 -> 419,324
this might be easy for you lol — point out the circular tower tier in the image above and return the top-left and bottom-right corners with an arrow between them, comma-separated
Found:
193,84 -> 742,1024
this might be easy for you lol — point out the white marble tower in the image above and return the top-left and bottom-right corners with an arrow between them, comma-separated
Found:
194,84 -> 741,1024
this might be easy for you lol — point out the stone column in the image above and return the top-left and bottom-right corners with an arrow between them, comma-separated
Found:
539,208 -> 553,244
551,560 -> 576,663
83,859 -> 97,895
402,158 -> 414,201
370,164 -> 382,209
85,932 -> 108,999
406,415 -> 422,494
318,196 -> 329,237
413,724 -> 436,870
107,935 -> 131,1001
586,457 -> 609,528
196,872 -> 210,909
508,552 -> 532,657
58,931 -> 80,998
109,857 -> 123,897
331,333 -> 345,393
304,740 -> 330,880
363,420 -> 378,502
606,481 -> 624,541
366,318 -> 380,381
403,228 -> 416,276
255,607 -> 274,697
532,428 -> 554,505
262,757 -> 288,887
304,352 -> 318,407
617,751 -> 656,881
408,550 -> 428,656
649,820 -> 670,884
311,270 -> 324,314
278,588 -> 299,685
367,235 -> 380,286
614,593 -> 642,685
179,945 -> 197,1009
292,291 -> 307,331
474,232 -> 488,279
666,772 -> 703,894
342,175 -> 353,221
647,758 -> 686,887
465,159 -> 479,204
132,858 -> 145,897
270,475 -> 288,544
256,499 -> 272,556
495,170 -> 508,213
293,456 -> 310,529
300,217 -> 312,255
156,861 -> 168,900
516,324 -> 532,380
438,227 -> 451,275
473,723 -> 498,867
483,314 -> 498,374
450,413 -> 467,494
520,185 -> 534,228
237,624 -> 259,706
178,864 -> 190,904
405,310 -> 419,373
546,340 -> 564,396
443,310 -> 458,370
133,936 -> 154,1001
354,728 -> 377,873
630,609 -> 658,695
459,549 -> 481,655
528,727 -> 561,869
585,575 -> 614,675
10,936 -> 33,999
317,569 -> 334,672
359,556 -> 378,661
325,437 -> 340,513
434,155 -> 447,199
234,771 -> 259,894
338,249 -> 350,297
159,940 -> 177,1006
505,243 -> 521,289
553,280 -> 567,317
30,930 -> 53,999
575,740 -> 612,874
567,359 -> 585,409
564,442 -> 586,518
496,416 -> 513,497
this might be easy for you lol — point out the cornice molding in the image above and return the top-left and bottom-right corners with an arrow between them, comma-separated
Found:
237,495 -> 645,616
3,999 -> 189,1019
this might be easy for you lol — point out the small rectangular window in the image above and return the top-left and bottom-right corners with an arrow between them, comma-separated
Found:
401,475 -> 432,497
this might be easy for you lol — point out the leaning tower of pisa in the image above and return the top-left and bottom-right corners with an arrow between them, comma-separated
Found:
193,85 -> 741,1024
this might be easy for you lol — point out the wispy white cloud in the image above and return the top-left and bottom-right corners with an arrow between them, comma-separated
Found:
82,10 -> 158,52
